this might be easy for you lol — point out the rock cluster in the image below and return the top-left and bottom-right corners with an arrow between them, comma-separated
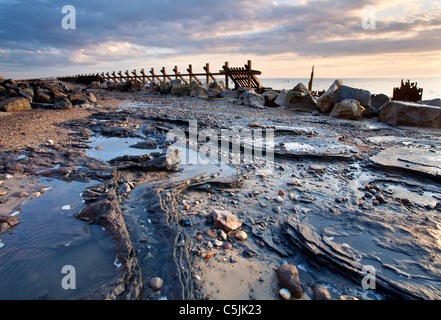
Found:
0,78 -> 98,112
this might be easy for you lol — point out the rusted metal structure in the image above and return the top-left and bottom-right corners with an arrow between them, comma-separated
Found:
54,60 -> 263,92
392,79 -> 423,102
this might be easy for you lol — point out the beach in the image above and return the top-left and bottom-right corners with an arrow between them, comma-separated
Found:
1,79 -> 441,301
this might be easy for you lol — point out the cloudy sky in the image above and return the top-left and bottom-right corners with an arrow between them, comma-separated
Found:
0,0 -> 440,79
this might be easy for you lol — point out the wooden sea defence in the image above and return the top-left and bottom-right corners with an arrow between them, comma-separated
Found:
56,60 -> 263,92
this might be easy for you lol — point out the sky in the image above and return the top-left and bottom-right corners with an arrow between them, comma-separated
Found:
0,0 -> 440,79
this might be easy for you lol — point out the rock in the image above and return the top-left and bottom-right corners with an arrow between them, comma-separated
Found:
235,231 -> 247,241
279,288 -> 292,300
68,93 -> 90,105
241,91 -> 265,109
378,101 -> 441,128
370,93 -> 390,109
212,209 -> 242,232
87,92 -> 98,103
274,90 -> 288,107
285,91 -> 318,112
313,284 -> 331,300
219,90 -> 239,99
309,164 -> 324,173
208,80 -> 226,98
50,88 -> 67,100
276,264 -> 302,299
53,97 -> 73,110
274,196 -> 284,203
417,98 -> 441,107
0,215 -> 20,234
262,90 -> 279,107
119,183 -> 131,193
149,277 -> 163,290
329,99 -> 365,119
34,89 -> 51,103
317,80 -> 343,113
0,97 -> 32,112
292,83 -> 309,93
170,81 -> 191,96
333,85 -> 371,108
159,82 -> 171,94
89,81 -> 101,89
190,82 -> 209,98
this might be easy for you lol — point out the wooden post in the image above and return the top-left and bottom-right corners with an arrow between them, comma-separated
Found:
174,66 -> 179,80
224,61 -> 229,89
188,64 -> 193,84
247,60 -> 252,88
204,63 -> 210,84
308,65 -> 314,92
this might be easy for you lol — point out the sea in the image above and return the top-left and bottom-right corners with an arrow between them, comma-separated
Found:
259,78 -> 441,100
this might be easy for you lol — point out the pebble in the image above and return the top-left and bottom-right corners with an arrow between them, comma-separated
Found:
223,242 -> 232,250
235,231 -> 247,241
213,239 -> 223,247
274,196 -> 284,203
149,277 -> 163,290
287,178 -> 300,186
279,288 -> 292,300
278,190 -> 286,196
184,203 -> 191,210
309,165 -> 325,173
196,234 -> 203,241
4,174 -> 13,180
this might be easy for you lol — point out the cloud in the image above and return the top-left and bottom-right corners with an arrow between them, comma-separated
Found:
0,0 -> 440,78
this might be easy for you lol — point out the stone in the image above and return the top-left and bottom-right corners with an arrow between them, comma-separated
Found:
170,81 -> 191,96
212,209 -> 242,232
50,88 -> 67,100
313,284 -> 331,300
87,92 -> 98,103
329,99 -> 365,119
68,93 -> 90,105
89,81 -> 101,89
190,82 -> 209,98
208,80 -> 226,98
317,80 -> 343,113
279,288 -> 292,300
276,264 -> 302,299
285,91 -> 318,112
292,83 -> 309,93
262,90 -> 279,107
370,93 -> 390,109
159,82 -> 171,94
417,98 -> 441,107
0,215 -> 20,234
241,91 -> 265,109
333,85 -> 371,108
274,89 -> 288,107
219,90 -> 239,99
378,101 -> 441,128
235,231 -> 247,241
149,277 -> 163,290
0,97 -> 32,112
53,97 -> 73,110
34,89 -> 51,103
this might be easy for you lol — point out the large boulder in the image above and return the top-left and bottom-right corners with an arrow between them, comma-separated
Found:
262,90 -> 279,107
68,93 -> 90,105
0,97 -> 32,112
379,101 -> 441,128
34,88 -> 52,103
317,79 -> 343,113
417,98 -> 441,107
277,264 -> 302,299
292,82 -> 309,93
274,90 -> 288,107
329,99 -> 365,119
368,93 -> 390,116
53,97 -> 73,110
285,90 -> 318,112
190,82 -> 209,98
333,85 -> 371,108
170,80 -> 190,96
241,91 -> 265,109
208,80 -> 226,98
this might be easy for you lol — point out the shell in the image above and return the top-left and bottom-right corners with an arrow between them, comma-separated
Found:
235,231 -> 247,241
